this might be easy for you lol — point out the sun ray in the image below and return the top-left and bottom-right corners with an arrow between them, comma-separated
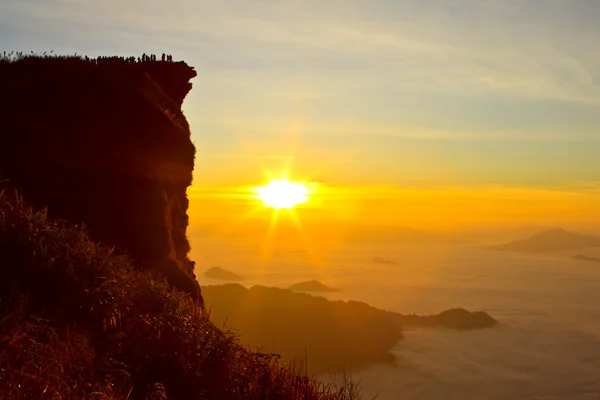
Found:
258,208 -> 281,267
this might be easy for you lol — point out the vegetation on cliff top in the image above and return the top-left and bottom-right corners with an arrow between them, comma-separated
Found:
0,189 -> 360,399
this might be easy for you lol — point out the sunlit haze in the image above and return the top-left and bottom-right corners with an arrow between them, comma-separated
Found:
5,2 -> 600,399
3,0 -> 600,234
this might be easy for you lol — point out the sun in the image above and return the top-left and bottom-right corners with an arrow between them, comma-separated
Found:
254,179 -> 309,209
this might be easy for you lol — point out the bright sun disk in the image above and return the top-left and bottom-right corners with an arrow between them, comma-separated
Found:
254,179 -> 309,209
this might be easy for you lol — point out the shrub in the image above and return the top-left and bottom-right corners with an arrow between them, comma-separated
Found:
0,188 -> 360,399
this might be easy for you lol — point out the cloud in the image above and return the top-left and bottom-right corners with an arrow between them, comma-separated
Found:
3,0 -> 600,149
189,0 -> 600,104
201,153 -> 294,161
5,0 -> 600,105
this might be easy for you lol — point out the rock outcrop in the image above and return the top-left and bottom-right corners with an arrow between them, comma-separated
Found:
0,55 -> 202,303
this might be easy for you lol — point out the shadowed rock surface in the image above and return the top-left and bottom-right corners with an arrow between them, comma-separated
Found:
0,55 -> 202,303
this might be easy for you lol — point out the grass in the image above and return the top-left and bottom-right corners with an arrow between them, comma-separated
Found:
0,188 -> 362,400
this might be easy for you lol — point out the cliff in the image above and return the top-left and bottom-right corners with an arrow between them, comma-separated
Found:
0,55 -> 202,303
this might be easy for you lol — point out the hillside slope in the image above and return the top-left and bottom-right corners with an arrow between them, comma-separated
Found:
0,189 -> 358,400
202,284 -> 497,374
203,284 -> 401,374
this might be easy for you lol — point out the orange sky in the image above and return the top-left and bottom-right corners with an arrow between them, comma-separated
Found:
6,1 -> 599,237
188,182 -> 600,234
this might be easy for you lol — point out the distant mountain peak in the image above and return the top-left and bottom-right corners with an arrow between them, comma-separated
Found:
490,228 -> 600,253
535,227 -> 568,236
288,280 -> 340,292
204,267 -> 245,282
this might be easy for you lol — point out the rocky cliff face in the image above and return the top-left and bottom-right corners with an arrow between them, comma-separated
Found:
0,56 -> 202,304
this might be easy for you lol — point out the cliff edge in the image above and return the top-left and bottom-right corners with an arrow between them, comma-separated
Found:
0,54 -> 202,303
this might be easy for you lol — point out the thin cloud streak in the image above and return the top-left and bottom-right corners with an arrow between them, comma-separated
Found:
4,0 -> 600,104
3,0 -> 600,188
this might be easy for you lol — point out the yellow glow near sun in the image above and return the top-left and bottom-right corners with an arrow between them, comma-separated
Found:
254,179 -> 309,209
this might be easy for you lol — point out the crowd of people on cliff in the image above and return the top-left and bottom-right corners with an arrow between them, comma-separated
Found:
86,53 -> 175,65
1,51 -> 178,66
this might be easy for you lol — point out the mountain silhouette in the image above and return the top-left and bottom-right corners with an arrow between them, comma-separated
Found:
204,267 -> 245,281
202,284 -> 496,374
371,256 -> 399,265
572,254 -> 600,263
288,280 -> 340,292
490,228 -> 600,253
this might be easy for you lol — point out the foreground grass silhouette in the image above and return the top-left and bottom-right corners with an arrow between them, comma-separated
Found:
0,189 -> 360,400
